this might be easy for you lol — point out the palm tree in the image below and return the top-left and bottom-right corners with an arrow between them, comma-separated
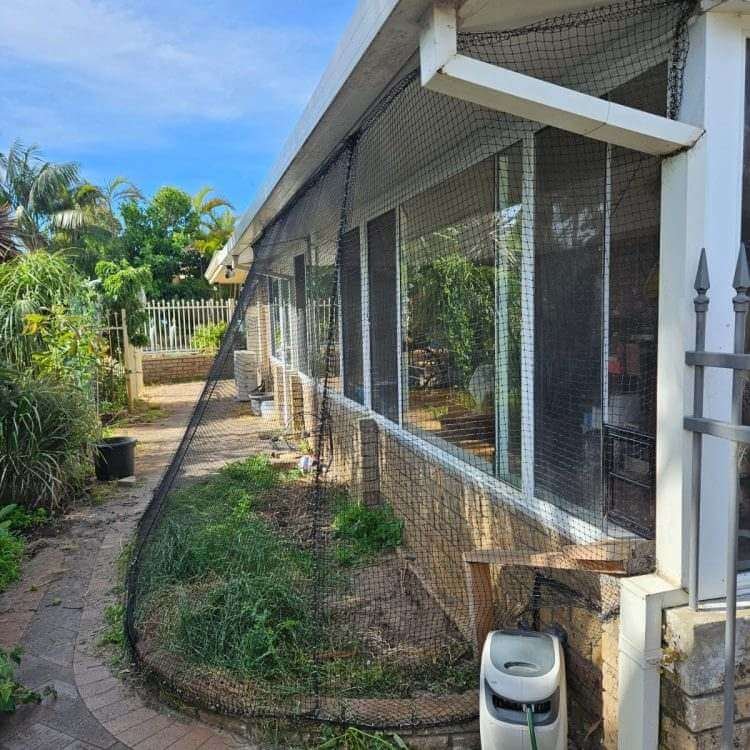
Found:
188,186 -> 236,259
0,140 -> 79,250
52,176 -> 143,239
191,186 -> 234,233
0,203 -> 16,262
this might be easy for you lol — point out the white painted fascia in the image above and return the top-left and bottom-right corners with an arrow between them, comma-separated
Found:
420,2 -> 703,156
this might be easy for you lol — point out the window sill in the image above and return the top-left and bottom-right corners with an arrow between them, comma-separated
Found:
292,370 -> 643,547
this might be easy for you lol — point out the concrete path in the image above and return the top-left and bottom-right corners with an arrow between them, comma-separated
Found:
0,383 -> 249,750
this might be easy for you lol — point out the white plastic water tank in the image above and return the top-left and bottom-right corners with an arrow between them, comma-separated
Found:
479,630 -> 567,750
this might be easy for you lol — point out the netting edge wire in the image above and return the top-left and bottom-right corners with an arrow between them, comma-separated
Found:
123,275 -> 261,649
309,133 -> 360,713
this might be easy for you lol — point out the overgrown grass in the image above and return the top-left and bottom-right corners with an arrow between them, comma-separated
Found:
331,499 -> 403,566
137,456 -> 474,700
99,603 -> 125,648
317,727 -> 408,749
137,456 -> 316,688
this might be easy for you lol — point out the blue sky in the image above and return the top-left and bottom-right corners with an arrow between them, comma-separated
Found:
0,0 -> 357,215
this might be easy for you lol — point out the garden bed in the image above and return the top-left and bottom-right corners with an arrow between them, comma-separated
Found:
133,454 -> 478,727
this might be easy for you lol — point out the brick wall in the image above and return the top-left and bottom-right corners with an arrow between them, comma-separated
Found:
292,382 -> 623,749
142,353 -> 216,385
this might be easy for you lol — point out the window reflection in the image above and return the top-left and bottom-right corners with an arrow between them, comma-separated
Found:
400,158 -> 497,472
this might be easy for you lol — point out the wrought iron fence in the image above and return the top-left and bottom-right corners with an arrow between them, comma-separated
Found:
685,244 -> 750,750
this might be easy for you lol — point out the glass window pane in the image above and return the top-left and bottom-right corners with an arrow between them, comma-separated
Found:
603,64 -> 664,536
534,129 -> 606,516
496,143 -> 524,488
368,211 -> 399,421
293,254 -> 308,374
400,158 -> 496,473
340,228 -> 364,404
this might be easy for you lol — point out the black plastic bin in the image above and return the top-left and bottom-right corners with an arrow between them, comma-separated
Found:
94,437 -> 137,481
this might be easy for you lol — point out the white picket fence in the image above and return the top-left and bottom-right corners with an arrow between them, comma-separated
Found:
144,298 -> 235,353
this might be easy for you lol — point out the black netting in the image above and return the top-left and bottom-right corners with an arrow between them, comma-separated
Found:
125,0 -> 695,740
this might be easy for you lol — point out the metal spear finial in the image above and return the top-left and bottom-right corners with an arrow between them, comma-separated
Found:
733,242 -> 750,296
694,247 -> 710,313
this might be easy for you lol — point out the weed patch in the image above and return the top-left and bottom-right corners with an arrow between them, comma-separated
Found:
136,455 -> 474,702
317,726 -> 408,749
332,500 -> 403,566
99,603 -> 125,648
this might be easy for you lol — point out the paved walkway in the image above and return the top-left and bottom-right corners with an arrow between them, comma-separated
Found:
0,383 -> 249,750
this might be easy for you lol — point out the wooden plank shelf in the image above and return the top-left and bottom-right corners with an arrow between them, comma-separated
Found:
463,539 -> 654,652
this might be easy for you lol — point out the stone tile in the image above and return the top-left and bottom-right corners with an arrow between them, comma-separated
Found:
78,675 -> 120,698
13,653 -> 67,692
0,722 -> 76,750
92,695 -> 143,724
162,727 -> 213,750
199,737 -> 235,750
85,685 -> 129,711
104,706 -> 161,735
77,666 -> 114,686
132,721 -> 193,749
117,715 -> 175,747
27,689 -> 119,748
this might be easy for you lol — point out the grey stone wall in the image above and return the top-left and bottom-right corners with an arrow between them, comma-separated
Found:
661,607 -> 750,748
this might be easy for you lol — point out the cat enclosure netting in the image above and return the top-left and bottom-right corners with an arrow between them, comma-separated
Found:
125,0 -> 695,732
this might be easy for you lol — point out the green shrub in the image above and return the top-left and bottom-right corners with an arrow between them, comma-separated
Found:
0,646 -> 50,712
331,500 -> 404,566
191,320 -> 227,354
95,260 -> 152,347
0,369 -> 97,510
0,506 -> 24,593
0,251 -> 100,388
0,504 -> 47,534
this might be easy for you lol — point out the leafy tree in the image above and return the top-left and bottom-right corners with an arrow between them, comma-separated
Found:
117,186 -> 211,298
187,186 -> 236,269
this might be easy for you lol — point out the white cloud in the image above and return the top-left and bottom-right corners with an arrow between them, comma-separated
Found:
0,0 -> 330,124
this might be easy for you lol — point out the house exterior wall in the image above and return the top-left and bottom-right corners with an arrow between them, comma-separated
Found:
227,8 -> 750,747
294,374 -> 626,747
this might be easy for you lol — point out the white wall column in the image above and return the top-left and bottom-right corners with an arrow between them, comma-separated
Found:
620,11 -> 747,750
656,10 -> 745,599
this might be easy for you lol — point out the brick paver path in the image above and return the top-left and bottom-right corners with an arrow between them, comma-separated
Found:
0,383 -> 250,750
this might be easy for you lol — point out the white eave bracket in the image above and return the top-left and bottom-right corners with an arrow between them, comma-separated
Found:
420,1 -> 703,156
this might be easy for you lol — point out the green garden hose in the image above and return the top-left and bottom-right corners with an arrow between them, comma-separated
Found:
525,705 -> 539,750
